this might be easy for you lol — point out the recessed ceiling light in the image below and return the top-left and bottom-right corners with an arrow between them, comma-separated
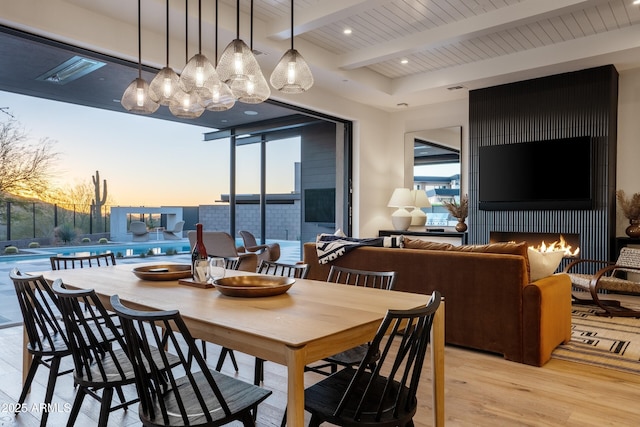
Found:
447,85 -> 466,91
244,110 -> 258,115
397,102 -> 409,107
401,59 -> 408,65
343,28 -> 352,35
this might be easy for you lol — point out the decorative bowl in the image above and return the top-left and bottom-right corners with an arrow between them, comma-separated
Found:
213,275 -> 294,297
132,264 -> 192,281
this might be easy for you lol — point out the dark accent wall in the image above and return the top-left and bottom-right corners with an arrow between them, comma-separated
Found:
468,65 -> 618,261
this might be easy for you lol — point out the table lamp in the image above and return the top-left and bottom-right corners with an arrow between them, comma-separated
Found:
409,189 -> 431,230
387,188 -> 414,231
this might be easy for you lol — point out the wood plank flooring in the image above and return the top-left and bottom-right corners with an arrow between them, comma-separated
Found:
1,324 -> 640,426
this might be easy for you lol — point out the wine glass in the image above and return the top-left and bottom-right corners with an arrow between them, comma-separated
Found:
207,257 -> 226,284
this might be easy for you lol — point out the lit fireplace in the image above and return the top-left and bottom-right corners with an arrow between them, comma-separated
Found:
490,232 -> 581,258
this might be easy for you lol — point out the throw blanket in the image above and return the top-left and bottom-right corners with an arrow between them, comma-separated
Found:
315,234 -> 402,264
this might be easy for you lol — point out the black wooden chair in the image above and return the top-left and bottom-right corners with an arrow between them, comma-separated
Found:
256,260 -> 309,279
52,280 -> 140,427
305,265 -> 397,375
110,294 -> 272,427
50,252 -> 116,270
303,291 -> 441,427
10,269 -> 72,427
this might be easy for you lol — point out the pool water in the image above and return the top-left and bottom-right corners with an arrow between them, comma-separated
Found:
0,239 -> 301,263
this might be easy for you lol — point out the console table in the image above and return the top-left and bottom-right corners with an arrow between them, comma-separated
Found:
379,230 -> 468,246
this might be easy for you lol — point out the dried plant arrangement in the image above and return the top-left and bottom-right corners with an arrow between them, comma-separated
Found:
443,194 -> 469,219
616,190 -> 640,220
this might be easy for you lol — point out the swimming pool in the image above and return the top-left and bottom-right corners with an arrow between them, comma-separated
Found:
0,239 -> 301,263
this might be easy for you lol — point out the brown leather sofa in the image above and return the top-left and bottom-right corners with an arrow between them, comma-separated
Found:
303,239 -> 572,366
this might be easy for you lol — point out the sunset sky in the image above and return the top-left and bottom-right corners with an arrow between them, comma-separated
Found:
2,91 -> 299,207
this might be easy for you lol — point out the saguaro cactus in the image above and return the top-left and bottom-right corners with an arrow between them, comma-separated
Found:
92,170 -> 108,233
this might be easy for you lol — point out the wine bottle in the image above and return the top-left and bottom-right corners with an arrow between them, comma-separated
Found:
191,223 -> 208,282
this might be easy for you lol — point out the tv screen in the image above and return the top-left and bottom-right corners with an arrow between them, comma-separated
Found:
304,188 -> 336,223
479,136 -> 593,210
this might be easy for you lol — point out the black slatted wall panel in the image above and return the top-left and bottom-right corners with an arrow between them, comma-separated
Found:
468,65 -> 618,261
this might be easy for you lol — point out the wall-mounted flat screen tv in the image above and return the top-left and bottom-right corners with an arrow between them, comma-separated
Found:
479,136 -> 593,210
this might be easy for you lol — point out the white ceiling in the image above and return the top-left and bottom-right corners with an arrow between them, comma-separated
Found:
11,0 -> 640,113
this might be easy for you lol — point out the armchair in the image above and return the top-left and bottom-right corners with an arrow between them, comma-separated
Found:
238,230 -> 280,262
564,247 -> 640,317
162,220 -> 184,240
187,230 -> 258,272
129,221 -> 149,242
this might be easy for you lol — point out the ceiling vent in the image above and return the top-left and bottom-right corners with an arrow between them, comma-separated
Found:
36,56 -> 106,85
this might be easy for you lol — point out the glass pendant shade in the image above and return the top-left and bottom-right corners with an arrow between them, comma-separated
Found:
217,39 -> 269,102
121,77 -> 159,114
169,88 -> 204,118
270,48 -> 313,93
180,53 -> 221,101
204,82 -> 236,111
148,66 -> 181,105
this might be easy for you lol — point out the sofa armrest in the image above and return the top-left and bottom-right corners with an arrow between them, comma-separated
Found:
522,273 -> 572,366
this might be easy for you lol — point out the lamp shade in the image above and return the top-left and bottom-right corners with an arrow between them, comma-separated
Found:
121,78 -> 159,114
388,188 -> 413,231
270,48 -> 313,93
180,53 -> 220,100
409,190 -> 430,229
168,89 -> 205,119
387,188 -> 413,208
148,66 -> 181,105
217,39 -> 270,102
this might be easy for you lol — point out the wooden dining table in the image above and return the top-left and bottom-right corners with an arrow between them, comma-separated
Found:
36,263 -> 445,426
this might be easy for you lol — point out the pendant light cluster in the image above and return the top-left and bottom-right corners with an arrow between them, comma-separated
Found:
122,0 -> 314,117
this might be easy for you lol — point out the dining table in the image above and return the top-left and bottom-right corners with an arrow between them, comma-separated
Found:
34,262 -> 445,426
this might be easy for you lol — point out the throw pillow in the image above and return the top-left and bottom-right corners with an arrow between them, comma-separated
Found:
527,248 -> 565,281
403,237 -> 454,251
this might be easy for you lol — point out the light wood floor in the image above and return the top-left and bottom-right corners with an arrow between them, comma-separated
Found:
1,325 -> 640,426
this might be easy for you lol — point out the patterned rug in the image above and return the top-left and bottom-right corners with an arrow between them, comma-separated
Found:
552,304 -> 640,374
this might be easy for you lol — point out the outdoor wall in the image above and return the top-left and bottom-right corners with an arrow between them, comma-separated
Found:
198,202 -> 301,242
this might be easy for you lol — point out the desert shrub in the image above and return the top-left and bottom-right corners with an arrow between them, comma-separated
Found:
53,224 -> 77,244
166,248 -> 176,255
147,249 -> 155,256
116,252 -> 123,258
98,238 -> 109,244
4,246 -> 19,254
28,242 -> 40,248
81,237 -> 91,243
139,252 -> 146,258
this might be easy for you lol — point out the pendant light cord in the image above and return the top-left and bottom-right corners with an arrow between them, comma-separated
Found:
215,0 -> 219,65
236,0 -> 240,39
250,0 -> 254,49
165,0 -> 169,67
185,0 -> 189,63
290,0 -> 294,51
198,0 -> 202,53
137,0 -> 142,78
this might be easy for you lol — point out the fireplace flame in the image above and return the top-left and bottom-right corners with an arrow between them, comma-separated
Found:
529,235 -> 580,257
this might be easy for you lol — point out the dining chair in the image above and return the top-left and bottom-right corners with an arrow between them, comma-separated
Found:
110,294 -> 272,427
305,265 -> 397,375
52,280 -> 140,427
50,252 -> 116,270
256,260 -> 309,279
187,230 -> 258,369
239,230 -> 281,263
9,269 -> 73,427
235,260 -> 311,389
303,291 -> 441,427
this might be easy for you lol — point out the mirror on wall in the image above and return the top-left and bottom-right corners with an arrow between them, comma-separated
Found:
405,126 -> 462,228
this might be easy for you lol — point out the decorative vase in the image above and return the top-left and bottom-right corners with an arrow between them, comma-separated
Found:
626,219 -> 640,238
455,218 -> 468,232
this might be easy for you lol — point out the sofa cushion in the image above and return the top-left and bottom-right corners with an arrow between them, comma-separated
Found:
402,238 -> 454,251
527,248 -> 565,281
